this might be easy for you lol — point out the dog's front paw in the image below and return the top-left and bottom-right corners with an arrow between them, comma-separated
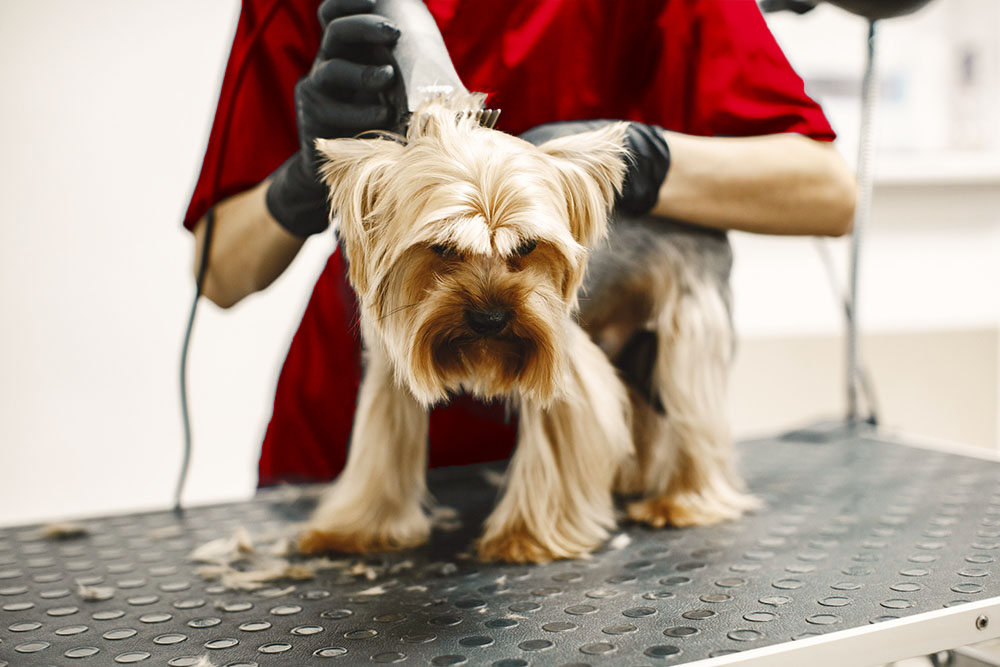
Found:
477,529 -> 563,564
296,527 -> 427,556
296,528 -> 377,556
477,523 -> 607,563
297,517 -> 430,556
627,490 -> 758,528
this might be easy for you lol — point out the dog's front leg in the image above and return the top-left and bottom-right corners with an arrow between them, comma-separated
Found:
298,346 -> 430,554
478,324 -> 633,563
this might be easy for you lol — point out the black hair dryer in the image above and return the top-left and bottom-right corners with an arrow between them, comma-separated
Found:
760,0 -> 933,20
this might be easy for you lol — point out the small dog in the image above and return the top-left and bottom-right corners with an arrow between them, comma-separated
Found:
296,95 -> 756,563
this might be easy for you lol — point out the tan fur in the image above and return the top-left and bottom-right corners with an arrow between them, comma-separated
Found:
625,274 -> 759,526
478,324 -> 632,562
298,94 -> 752,563
594,260 -> 759,526
298,346 -> 431,554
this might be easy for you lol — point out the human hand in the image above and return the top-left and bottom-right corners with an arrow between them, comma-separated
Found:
521,120 -> 671,217
266,0 -> 401,237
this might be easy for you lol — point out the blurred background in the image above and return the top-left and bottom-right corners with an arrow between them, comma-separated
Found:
0,0 -> 998,526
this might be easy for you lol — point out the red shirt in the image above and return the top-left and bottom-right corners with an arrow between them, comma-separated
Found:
184,0 -> 835,486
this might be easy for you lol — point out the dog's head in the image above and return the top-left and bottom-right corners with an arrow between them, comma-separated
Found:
318,98 -> 627,406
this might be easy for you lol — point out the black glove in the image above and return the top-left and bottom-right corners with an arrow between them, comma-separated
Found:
521,120 -> 671,218
266,0 -> 401,237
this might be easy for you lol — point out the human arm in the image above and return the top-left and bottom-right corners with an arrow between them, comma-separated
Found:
188,0 -> 401,308
645,0 -> 855,236
652,130 -> 856,237
523,120 -> 855,238
191,181 -> 305,309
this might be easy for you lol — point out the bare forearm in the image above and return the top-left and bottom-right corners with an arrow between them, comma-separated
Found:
191,180 -> 306,308
652,132 -> 856,237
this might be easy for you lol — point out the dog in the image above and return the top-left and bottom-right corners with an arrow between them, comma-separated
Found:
296,95 -> 756,563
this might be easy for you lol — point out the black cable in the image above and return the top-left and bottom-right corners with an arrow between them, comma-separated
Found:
175,207 -> 216,514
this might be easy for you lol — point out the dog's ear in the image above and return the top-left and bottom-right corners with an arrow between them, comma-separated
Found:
535,123 -> 628,248
316,137 -> 405,295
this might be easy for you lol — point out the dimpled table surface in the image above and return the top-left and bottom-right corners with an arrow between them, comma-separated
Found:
2,434 -> 1000,666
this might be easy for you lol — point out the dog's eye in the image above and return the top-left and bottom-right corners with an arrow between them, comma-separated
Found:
431,243 -> 457,258
515,239 -> 538,256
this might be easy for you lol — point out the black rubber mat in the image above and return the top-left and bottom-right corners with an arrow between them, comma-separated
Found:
1,434 -> 998,665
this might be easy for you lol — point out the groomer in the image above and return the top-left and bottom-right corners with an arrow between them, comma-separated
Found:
185,0 -> 856,486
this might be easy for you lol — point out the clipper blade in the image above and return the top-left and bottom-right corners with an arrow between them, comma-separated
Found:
469,107 -> 501,129
392,104 -> 501,135
452,106 -> 501,129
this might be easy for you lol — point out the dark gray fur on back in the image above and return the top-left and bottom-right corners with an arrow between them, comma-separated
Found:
575,216 -> 733,408
582,215 -> 733,320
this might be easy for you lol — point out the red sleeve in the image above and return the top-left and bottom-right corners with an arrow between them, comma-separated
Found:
183,0 -> 321,231
659,0 -> 835,141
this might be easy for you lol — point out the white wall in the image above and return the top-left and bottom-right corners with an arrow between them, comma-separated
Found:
740,0 -> 1000,340
1,0 -> 998,526
732,0 -> 1000,447
0,0 -> 336,525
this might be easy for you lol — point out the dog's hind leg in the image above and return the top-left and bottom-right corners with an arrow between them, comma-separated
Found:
298,346 -> 431,554
626,275 -> 758,528
477,323 -> 633,563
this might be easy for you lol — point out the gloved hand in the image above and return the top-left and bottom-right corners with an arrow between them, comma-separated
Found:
521,120 -> 671,217
266,0 -> 401,237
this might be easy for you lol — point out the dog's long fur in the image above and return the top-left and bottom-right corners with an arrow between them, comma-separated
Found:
582,218 -> 758,525
296,95 -> 756,563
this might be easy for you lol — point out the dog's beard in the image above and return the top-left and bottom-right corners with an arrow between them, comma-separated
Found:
373,249 -> 567,406
414,293 -> 563,404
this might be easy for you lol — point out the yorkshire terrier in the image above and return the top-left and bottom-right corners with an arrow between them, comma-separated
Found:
296,95 -> 756,563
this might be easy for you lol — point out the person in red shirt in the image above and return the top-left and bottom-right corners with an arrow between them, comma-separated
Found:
185,0 -> 856,487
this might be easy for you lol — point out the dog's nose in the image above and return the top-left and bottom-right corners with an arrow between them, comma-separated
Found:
465,307 -> 511,335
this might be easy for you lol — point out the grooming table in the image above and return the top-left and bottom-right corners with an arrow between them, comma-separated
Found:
2,433 -> 1000,666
